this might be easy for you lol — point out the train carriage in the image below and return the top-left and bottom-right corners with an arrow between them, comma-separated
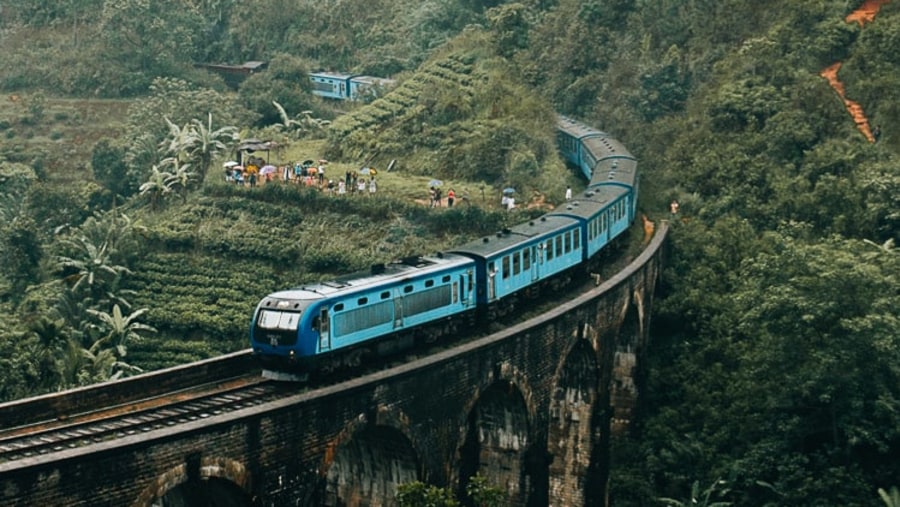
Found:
309,71 -> 355,100
449,215 -> 583,307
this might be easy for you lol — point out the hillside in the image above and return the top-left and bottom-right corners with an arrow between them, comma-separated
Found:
0,0 -> 899,505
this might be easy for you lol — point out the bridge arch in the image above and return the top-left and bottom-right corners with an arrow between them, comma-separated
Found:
323,419 -> 419,506
457,376 -> 532,504
133,455 -> 251,507
548,326 -> 601,505
610,290 -> 645,434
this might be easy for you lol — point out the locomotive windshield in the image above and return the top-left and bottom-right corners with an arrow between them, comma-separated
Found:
257,310 -> 302,331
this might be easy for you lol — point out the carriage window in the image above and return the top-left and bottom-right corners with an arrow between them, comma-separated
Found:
523,248 -> 531,270
381,291 -> 390,300
502,256 -> 511,279
357,297 -> 368,305
513,251 -> 521,275
425,280 -> 434,287
404,285 -> 413,293
442,275 -> 451,283
546,240 -> 554,260
574,230 -> 580,250
334,303 -> 344,311
564,232 -> 571,253
555,236 -> 562,257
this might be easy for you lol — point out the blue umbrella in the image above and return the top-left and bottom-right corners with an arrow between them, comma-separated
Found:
428,179 -> 443,187
502,187 -> 516,194
359,167 -> 372,175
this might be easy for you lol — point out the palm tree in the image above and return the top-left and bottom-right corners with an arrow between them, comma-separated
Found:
880,487 -> 900,507
139,164 -> 173,210
86,304 -> 155,362
57,236 -> 132,295
26,316 -> 71,391
273,101 -> 331,139
659,479 -> 732,507
161,157 -> 195,203
186,113 -> 238,183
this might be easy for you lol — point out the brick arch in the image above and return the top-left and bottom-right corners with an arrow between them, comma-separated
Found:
132,456 -> 251,507
322,423 -> 419,506
457,378 -> 531,504
548,331 -> 601,506
610,289 -> 645,434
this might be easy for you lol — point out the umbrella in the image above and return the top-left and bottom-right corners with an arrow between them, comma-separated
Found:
260,165 -> 276,175
428,179 -> 443,187
318,159 -> 328,164
223,160 -> 239,168
302,159 -> 315,167
502,187 -> 516,195
359,167 -> 372,175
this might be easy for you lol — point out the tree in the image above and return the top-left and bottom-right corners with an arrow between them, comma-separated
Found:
57,236 -> 131,295
658,478 -> 731,507
139,165 -> 173,210
183,113 -> 238,183
86,304 -> 155,362
91,139 -> 134,197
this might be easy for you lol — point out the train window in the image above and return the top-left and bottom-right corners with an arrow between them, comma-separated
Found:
601,214 -> 607,231
452,282 -> 458,303
523,247 -> 531,270
425,280 -> 434,288
502,256 -> 511,279
489,262 -> 496,276
555,236 -> 563,257
513,251 -> 521,275
358,297 -> 368,305
381,291 -> 390,300
334,303 -> 344,312
546,240 -> 554,260
564,231 -> 571,253
442,275 -> 451,283
404,285 -> 414,293
574,230 -> 580,250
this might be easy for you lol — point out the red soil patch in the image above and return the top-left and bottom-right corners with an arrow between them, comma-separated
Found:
820,62 -> 875,142
845,0 -> 892,26
820,0 -> 890,143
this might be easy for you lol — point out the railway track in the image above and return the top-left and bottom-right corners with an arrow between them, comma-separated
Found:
0,376 -> 291,465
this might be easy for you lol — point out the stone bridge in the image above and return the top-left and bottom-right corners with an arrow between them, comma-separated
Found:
0,224 -> 667,507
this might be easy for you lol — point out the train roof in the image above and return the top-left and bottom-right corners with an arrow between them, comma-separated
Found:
547,188 -> 623,220
449,215 -> 579,258
591,157 -> 638,188
556,114 -> 608,140
309,71 -> 355,80
582,134 -> 633,162
268,253 -> 474,300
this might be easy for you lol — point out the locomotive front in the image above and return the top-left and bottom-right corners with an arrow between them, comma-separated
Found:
250,288 -> 325,375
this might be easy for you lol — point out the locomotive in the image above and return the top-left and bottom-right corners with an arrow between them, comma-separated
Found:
249,114 -> 638,380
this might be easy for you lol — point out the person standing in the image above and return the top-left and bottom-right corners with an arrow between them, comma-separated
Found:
565,185 -> 572,201
447,188 -> 455,207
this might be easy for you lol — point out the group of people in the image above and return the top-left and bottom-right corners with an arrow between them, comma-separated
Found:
429,186 -> 461,208
224,159 -> 378,196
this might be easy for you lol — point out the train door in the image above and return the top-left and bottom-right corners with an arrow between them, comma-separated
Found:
393,295 -> 405,328
488,261 -> 497,301
530,245 -> 540,283
318,308 -> 331,351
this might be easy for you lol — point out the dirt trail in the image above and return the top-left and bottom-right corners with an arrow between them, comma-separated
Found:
819,0 -> 890,143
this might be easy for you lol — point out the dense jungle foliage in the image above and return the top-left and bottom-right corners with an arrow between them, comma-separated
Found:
0,0 -> 898,505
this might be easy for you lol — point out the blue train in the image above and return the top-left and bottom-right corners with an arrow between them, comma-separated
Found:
309,71 -> 396,101
250,114 -> 638,380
